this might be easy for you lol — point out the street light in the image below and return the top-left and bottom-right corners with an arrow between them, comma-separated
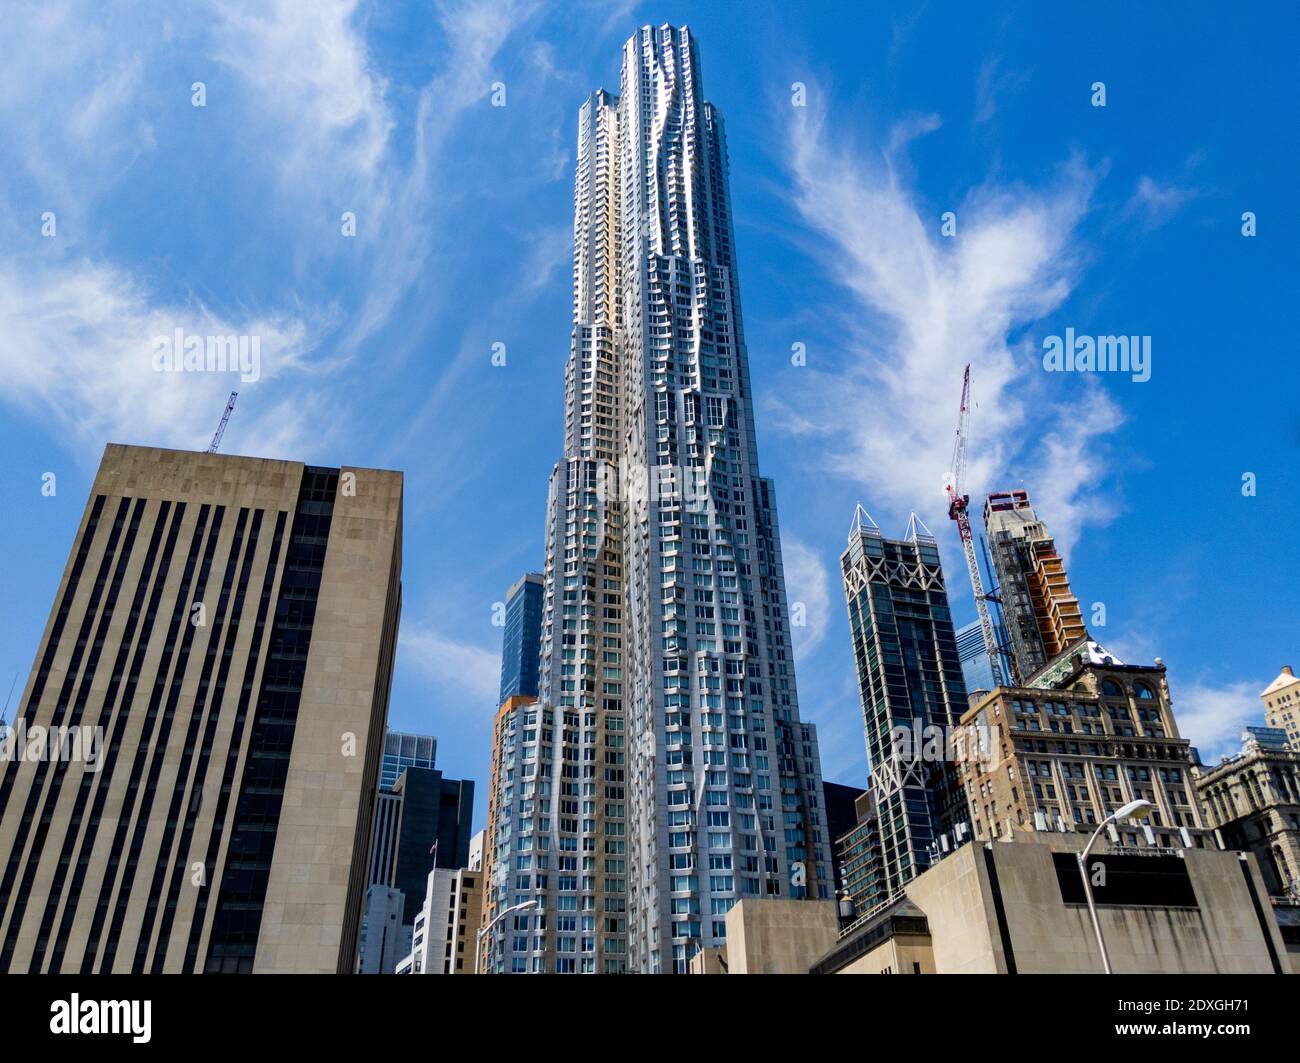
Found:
475,899 -> 537,975
1077,798 -> 1152,974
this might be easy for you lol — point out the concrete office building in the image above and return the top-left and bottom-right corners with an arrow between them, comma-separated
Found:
1262,666 -> 1300,751
0,445 -> 402,973
397,865 -> 484,975
357,885 -> 407,975
498,574 -> 544,703
491,25 -> 832,975
699,834 -> 1291,975
984,490 -> 1087,682
953,643 -> 1208,845
1195,727 -> 1300,899
840,508 -> 970,909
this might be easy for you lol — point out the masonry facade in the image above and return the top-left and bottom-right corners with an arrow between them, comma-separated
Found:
954,650 -> 1207,846
0,445 -> 402,973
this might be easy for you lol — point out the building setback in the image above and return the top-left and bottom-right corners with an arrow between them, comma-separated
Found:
487,24 -> 832,975
839,508 -> 969,910
0,444 -> 402,973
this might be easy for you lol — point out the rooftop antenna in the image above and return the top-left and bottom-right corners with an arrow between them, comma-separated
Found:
207,391 -> 238,453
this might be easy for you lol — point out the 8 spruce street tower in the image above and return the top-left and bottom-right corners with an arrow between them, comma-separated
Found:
485,25 -> 832,975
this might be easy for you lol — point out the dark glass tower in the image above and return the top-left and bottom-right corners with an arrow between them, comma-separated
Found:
840,508 -> 969,908
498,573 -> 544,703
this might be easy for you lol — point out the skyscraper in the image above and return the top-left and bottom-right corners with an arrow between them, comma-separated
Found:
488,24 -> 832,975
498,573 -> 544,702
955,619 -> 1000,699
984,490 -> 1087,682
840,508 -> 969,908
0,444 -> 403,973
380,730 -> 437,791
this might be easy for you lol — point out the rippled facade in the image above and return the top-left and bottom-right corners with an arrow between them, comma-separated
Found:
487,24 -> 831,976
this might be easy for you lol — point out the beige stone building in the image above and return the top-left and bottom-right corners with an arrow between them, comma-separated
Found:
1195,728 -> 1300,901
0,445 -> 402,973
953,647 -> 1207,847
1262,666 -> 1300,750
398,866 -> 484,974
699,834 -> 1292,975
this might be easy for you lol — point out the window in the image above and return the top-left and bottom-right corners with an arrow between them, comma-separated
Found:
1134,682 -> 1155,700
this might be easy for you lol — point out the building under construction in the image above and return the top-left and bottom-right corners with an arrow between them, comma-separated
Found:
983,490 -> 1087,683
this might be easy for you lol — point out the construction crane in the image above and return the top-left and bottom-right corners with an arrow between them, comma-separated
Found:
944,365 -> 1003,681
207,391 -> 238,453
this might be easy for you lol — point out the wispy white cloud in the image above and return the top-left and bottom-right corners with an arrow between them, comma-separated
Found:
1172,678 -> 1264,764
0,0 -> 535,462
520,223 -> 574,292
1124,175 -> 1199,231
334,0 -> 536,356
771,95 -> 1120,556
974,56 -> 1031,124
782,537 -> 832,661
400,625 -> 501,707
0,255 -> 319,460
209,0 -> 395,190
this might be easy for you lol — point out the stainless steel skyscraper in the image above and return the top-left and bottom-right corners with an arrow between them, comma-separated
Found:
486,25 -> 832,975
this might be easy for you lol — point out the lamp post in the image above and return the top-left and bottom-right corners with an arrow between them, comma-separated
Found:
475,899 -> 537,975
1077,798 -> 1152,974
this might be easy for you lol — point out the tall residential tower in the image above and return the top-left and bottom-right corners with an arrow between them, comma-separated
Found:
486,25 -> 832,975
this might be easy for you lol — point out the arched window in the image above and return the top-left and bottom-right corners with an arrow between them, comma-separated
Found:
1101,679 -> 1123,698
1134,682 -> 1155,700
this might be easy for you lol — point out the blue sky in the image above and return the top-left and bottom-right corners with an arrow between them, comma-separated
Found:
2,1 -> 1297,833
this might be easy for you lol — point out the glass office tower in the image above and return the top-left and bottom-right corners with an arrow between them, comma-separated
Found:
498,573 -> 544,703
840,509 -> 969,908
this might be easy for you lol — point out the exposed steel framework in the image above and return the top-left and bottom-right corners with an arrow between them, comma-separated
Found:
944,365 -> 1002,680
207,391 -> 237,453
